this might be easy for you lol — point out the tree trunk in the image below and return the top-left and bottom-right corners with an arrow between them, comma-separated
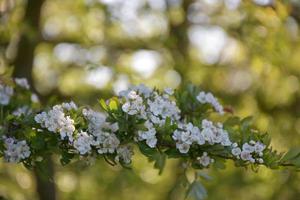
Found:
12,1 -> 57,200
13,0 -> 44,84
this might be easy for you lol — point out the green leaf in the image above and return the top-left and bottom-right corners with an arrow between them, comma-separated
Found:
186,181 -> 207,200
99,99 -> 108,111
241,116 -> 253,131
138,143 -> 167,174
108,97 -> 119,111
224,117 -> 240,127
138,142 -> 157,159
153,152 -> 167,175
165,117 -> 171,128
197,172 -> 212,181
291,157 -> 300,167
281,148 -> 300,162
165,148 -> 182,158
60,151 -> 75,166
31,135 -> 46,151
213,159 -> 226,170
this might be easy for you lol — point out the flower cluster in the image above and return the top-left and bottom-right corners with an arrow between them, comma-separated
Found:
137,120 -> 157,148
200,120 -> 232,146
121,91 -> 145,116
1,78 -> 290,178
172,120 -> 232,154
196,91 -> 224,114
120,86 -> 181,125
82,108 -> 121,154
147,89 -> 180,126
0,84 -> 13,105
34,104 -> 76,142
172,122 -> 204,153
73,131 -> 94,155
231,141 -> 266,164
120,85 -> 180,148
34,105 -> 132,163
61,101 -> 78,111
2,136 -> 31,163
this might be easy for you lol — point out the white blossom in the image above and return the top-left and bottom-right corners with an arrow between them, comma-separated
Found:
31,93 -> 40,103
82,108 -> 121,154
173,123 -> 205,153
95,132 -> 120,154
164,88 -> 174,95
119,86 -> 181,149
0,84 -> 13,105
121,95 -> 145,116
115,145 -> 134,164
147,92 -> 180,123
82,108 -> 106,134
200,119 -> 232,146
127,90 -> 139,100
137,121 -> 157,148
240,151 -> 255,163
62,101 -> 78,111
73,131 -> 93,155
254,141 -> 266,153
257,158 -> 264,164
231,147 -> 242,158
119,84 -> 152,98
176,142 -> 190,154
15,78 -> 30,89
196,91 -> 207,103
120,86 -> 180,125
242,143 -> 255,153
231,140 -> 265,163
34,105 -> 75,142
197,152 -> 214,167
196,91 -> 224,114
12,106 -> 32,117
173,120 -> 232,153
3,137 -> 31,163
59,116 -> 76,142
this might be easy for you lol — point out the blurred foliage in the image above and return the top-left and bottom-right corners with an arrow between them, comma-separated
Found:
1,0 -> 300,199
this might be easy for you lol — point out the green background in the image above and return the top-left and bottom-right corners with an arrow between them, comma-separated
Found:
1,0 -> 300,199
